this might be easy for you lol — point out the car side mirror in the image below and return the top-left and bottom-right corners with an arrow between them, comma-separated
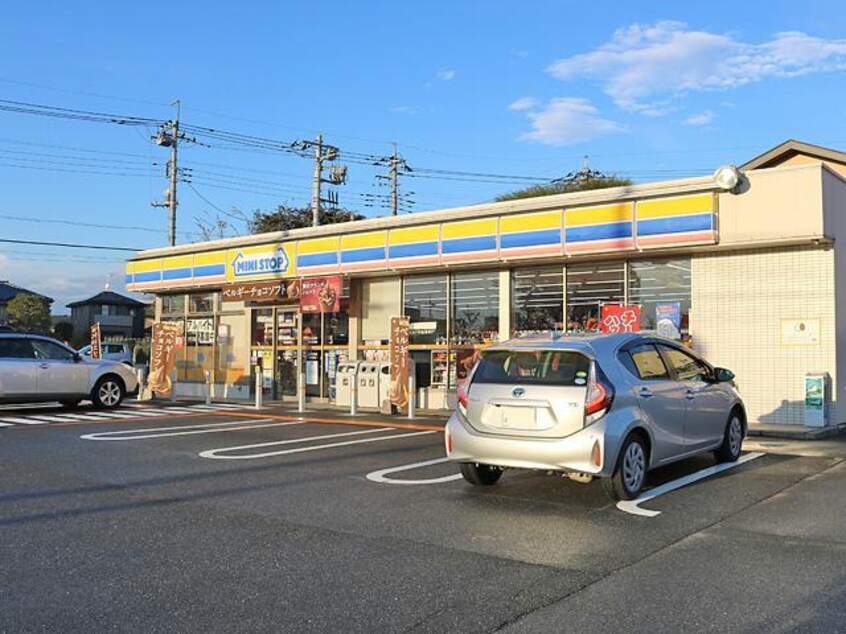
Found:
74,353 -> 84,363
713,367 -> 734,383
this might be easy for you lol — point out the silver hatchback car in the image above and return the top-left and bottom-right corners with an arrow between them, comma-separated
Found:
445,333 -> 746,500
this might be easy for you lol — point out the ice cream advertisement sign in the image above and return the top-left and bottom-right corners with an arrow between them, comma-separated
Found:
300,276 -> 341,313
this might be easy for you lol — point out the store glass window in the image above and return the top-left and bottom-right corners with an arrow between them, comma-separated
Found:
566,261 -> 625,332
403,275 -> 447,345
451,271 -> 499,345
251,309 -> 273,346
189,292 -> 216,314
511,267 -> 564,336
628,259 -> 691,336
324,312 -> 349,345
161,294 -> 185,315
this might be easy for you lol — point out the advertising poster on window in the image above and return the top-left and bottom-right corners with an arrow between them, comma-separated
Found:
89,322 -> 102,359
148,321 -> 181,396
389,316 -> 410,411
655,302 -> 682,339
600,304 -> 641,334
300,277 -> 341,313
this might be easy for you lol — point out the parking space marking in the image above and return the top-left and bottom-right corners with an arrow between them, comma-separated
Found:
80,419 -> 304,441
0,421 -> 14,427
616,452 -> 766,517
366,457 -> 463,485
210,410 -> 445,433
0,416 -> 52,425
199,428 -> 435,460
23,415 -> 82,423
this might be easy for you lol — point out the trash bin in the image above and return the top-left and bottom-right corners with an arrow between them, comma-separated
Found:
357,362 -> 380,408
377,361 -> 392,413
335,361 -> 361,407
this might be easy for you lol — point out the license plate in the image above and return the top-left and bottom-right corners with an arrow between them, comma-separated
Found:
499,406 -> 536,429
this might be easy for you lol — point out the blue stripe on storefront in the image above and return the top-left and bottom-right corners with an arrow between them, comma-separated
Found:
441,236 -> 497,254
388,242 -> 438,259
193,264 -> 226,277
637,213 -> 713,236
565,221 -> 632,243
162,267 -> 192,280
125,275 -> 133,285
341,246 -> 386,263
133,271 -> 162,283
297,252 -> 339,268
500,228 -> 561,249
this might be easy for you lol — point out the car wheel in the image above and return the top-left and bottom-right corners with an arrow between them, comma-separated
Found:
92,376 -> 125,409
460,462 -> 503,486
59,400 -> 82,408
603,433 -> 648,501
715,410 -> 744,463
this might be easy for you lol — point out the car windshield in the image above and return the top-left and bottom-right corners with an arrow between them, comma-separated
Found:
473,349 -> 590,386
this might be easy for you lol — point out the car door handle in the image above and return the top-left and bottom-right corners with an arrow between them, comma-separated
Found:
40,363 -> 50,369
685,389 -> 696,400
638,387 -> 653,398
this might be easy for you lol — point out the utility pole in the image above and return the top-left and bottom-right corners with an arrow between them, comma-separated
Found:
151,100 -> 193,246
292,135 -> 344,227
373,144 -> 411,215
389,143 -> 399,216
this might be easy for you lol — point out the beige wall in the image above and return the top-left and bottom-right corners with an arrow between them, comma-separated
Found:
778,154 -> 846,180
718,164 -> 824,246
692,246 -> 836,426
360,277 -> 401,342
822,168 -> 846,424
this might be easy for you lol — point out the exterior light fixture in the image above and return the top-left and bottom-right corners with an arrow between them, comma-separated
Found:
713,165 -> 741,191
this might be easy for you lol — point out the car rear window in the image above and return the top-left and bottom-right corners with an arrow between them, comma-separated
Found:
473,350 -> 590,386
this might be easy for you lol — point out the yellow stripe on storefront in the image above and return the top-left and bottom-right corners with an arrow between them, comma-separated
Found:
194,250 -> 226,267
566,202 -> 633,227
341,231 -> 387,250
500,210 -> 561,234
390,224 -> 439,246
637,194 -> 715,220
297,236 -> 339,255
441,217 -> 497,240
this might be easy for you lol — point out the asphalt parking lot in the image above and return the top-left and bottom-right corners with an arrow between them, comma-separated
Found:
2,402 -> 845,633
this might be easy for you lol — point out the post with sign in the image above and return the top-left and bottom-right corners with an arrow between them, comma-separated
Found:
90,323 -> 102,359
390,316 -> 411,414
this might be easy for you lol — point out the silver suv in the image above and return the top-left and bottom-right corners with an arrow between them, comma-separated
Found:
446,333 -> 746,500
0,333 -> 138,409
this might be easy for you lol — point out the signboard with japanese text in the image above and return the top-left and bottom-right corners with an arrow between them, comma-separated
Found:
300,277 -> 341,313
389,316 -> 410,411
186,317 -> 215,345
148,321 -> 181,396
221,279 -> 301,304
655,302 -> 682,339
600,305 -> 642,334
89,322 -> 102,359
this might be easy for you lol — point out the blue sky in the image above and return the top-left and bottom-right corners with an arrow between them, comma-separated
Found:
1,1 -> 845,309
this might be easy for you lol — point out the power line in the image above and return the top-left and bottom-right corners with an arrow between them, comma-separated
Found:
0,214 -> 163,234
0,238 -> 144,252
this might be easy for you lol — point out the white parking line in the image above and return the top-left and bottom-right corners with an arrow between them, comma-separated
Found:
0,421 -> 14,427
23,415 -> 82,423
80,419 -> 304,441
616,452 -> 766,517
366,457 -> 463,485
0,416 -> 51,425
200,429 -> 435,460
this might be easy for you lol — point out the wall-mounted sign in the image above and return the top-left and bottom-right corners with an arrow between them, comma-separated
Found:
186,317 -> 215,345
600,305 -> 641,334
300,277 -> 341,313
781,319 -> 820,346
231,245 -> 291,278
222,279 -> 301,304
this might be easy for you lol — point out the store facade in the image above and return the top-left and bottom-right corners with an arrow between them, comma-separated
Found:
126,141 -> 846,427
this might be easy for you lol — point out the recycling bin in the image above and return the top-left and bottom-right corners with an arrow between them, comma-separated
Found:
334,361 -> 361,407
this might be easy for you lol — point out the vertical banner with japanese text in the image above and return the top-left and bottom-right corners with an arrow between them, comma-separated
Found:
600,305 -> 642,334
89,322 -> 102,359
389,316 -> 410,412
148,321 -> 181,396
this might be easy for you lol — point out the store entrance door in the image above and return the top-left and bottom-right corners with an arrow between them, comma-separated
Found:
274,309 -> 300,399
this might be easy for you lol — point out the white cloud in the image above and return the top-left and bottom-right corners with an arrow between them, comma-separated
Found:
508,96 -> 538,111
437,69 -> 456,81
389,106 -> 419,115
682,109 -> 714,126
547,22 -> 846,112
518,98 -> 625,146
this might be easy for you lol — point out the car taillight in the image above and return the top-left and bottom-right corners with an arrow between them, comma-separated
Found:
457,384 -> 468,417
584,365 -> 613,423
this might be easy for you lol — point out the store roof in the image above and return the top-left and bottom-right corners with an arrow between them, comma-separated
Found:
0,281 -> 53,304
66,290 -> 148,309
741,139 -> 846,171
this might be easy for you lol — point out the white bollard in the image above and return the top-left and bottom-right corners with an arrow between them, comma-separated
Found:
254,367 -> 263,410
407,361 -> 416,420
170,368 -> 177,403
350,370 -> 358,417
135,366 -> 146,401
298,372 -> 306,413
204,370 -> 212,406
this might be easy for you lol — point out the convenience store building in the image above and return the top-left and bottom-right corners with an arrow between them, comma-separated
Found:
126,140 -> 846,428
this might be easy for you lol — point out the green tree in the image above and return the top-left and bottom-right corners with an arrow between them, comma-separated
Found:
7,294 -> 51,333
251,205 -> 364,234
495,175 -> 633,202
